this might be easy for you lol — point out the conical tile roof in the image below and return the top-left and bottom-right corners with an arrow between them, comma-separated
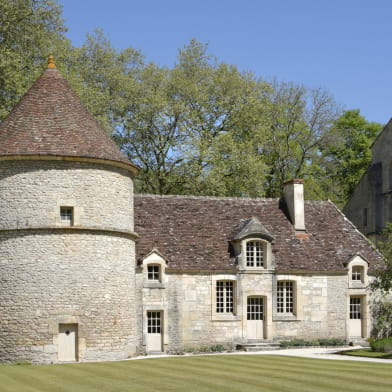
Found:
0,62 -> 137,173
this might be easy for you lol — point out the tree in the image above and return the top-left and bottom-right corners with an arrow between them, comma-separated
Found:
320,110 -> 382,206
371,223 -> 392,293
59,29 -> 144,134
0,0 -> 68,120
115,39 -> 271,195
262,81 -> 340,198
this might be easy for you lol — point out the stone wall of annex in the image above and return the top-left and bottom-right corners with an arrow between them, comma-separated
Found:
138,270 -> 353,352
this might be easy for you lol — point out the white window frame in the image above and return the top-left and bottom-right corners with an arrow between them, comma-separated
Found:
347,255 -> 368,287
147,264 -> 161,282
350,297 -> 361,320
141,251 -> 167,288
246,240 -> 264,267
351,266 -> 364,283
277,281 -> 294,314
241,238 -> 271,270
60,206 -> 73,226
212,275 -> 237,319
216,281 -> 234,313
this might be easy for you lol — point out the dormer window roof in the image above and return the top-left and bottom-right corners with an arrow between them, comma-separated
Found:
231,217 -> 274,242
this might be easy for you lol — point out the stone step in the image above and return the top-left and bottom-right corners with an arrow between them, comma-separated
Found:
237,342 -> 282,352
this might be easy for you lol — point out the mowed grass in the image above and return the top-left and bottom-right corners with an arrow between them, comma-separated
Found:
1,354 -> 392,392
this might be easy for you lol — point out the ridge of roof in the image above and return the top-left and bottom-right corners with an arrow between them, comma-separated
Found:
135,193 -> 281,202
0,66 -> 138,173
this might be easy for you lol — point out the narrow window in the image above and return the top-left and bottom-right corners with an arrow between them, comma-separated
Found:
216,281 -> 234,313
352,266 -> 363,282
277,281 -> 294,314
246,241 -> 264,267
60,207 -> 73,226
147,265 -> 160,281
350,297 -> 361,319
363,208 -> 368,227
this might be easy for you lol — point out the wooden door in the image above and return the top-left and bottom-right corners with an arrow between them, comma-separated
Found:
247,297 -> 264,339
58,324 -> 77,361
147,311 -> 162,352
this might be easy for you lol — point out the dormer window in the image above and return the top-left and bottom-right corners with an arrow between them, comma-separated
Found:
148,265 -> 161,281
231,217 -> 274,271
141,250 -> 167,288
352,266 -> 364,283
246,241 -> 264,267
347,255 -> 368,287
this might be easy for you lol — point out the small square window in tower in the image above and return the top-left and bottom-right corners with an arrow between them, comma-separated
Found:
60,207 -> 73,226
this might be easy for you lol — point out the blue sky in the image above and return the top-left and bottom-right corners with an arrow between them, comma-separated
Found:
60,0 -> 391,124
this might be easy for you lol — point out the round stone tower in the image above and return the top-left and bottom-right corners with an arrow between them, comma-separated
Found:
0,57 -> 139,363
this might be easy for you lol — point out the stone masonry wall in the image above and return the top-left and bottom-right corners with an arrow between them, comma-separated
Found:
0,159 -> 137,364
0,232 -> 136,363
0,160 -> 134,232
137,271 -> 352,352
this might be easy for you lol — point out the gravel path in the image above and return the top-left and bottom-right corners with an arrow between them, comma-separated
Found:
131,347 -> 392,363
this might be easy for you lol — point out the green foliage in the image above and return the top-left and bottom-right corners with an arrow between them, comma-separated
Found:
369,337 -> 392,353
371,299 -> 392,338
371,224 -> 392,293
280,338 -> 345,347
0,0 -> 68,120
340,348 -> 392,359
320,110 -> 382,206
263,82 -> 340,198
0,3 -> 379,202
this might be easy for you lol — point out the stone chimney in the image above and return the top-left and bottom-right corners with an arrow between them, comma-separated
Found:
283,179 -> 306,231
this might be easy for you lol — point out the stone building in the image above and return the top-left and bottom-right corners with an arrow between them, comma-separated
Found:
344,121 -> 392,241
0,59 -> 384,364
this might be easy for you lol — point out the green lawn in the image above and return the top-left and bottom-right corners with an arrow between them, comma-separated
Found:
1,354 -> 392,392
340,348 -> 392,359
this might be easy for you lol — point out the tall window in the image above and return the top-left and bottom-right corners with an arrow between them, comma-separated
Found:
147,265 -> 160,281
351,266 -> 363,282
216,281 -> 234,313
277,281 -> 294,314
350,297 -> 361,319
246,241 -> 264,267
60,207 -> 73,226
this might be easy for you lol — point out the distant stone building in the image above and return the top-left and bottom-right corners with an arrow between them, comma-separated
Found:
344,120 -> 392,241
0,58 -> 384,364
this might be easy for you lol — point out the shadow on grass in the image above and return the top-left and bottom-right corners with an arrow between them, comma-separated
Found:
339,348 -> 392,359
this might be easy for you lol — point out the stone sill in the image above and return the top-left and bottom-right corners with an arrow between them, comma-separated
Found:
211,315 -> 241,322
143,283 -> 166,289
273,314 -> 301,322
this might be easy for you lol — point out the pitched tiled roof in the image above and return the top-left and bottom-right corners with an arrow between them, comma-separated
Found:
134,194 -> 384,272
0,67 -> 137,171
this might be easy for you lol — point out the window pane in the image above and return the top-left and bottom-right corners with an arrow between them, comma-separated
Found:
148,265 -> 160,281
216,281 -> 234,313
246,241 -> 264,267
350,297 -> 361,319
277,281 -> 293,314
352,266 -> 362,281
